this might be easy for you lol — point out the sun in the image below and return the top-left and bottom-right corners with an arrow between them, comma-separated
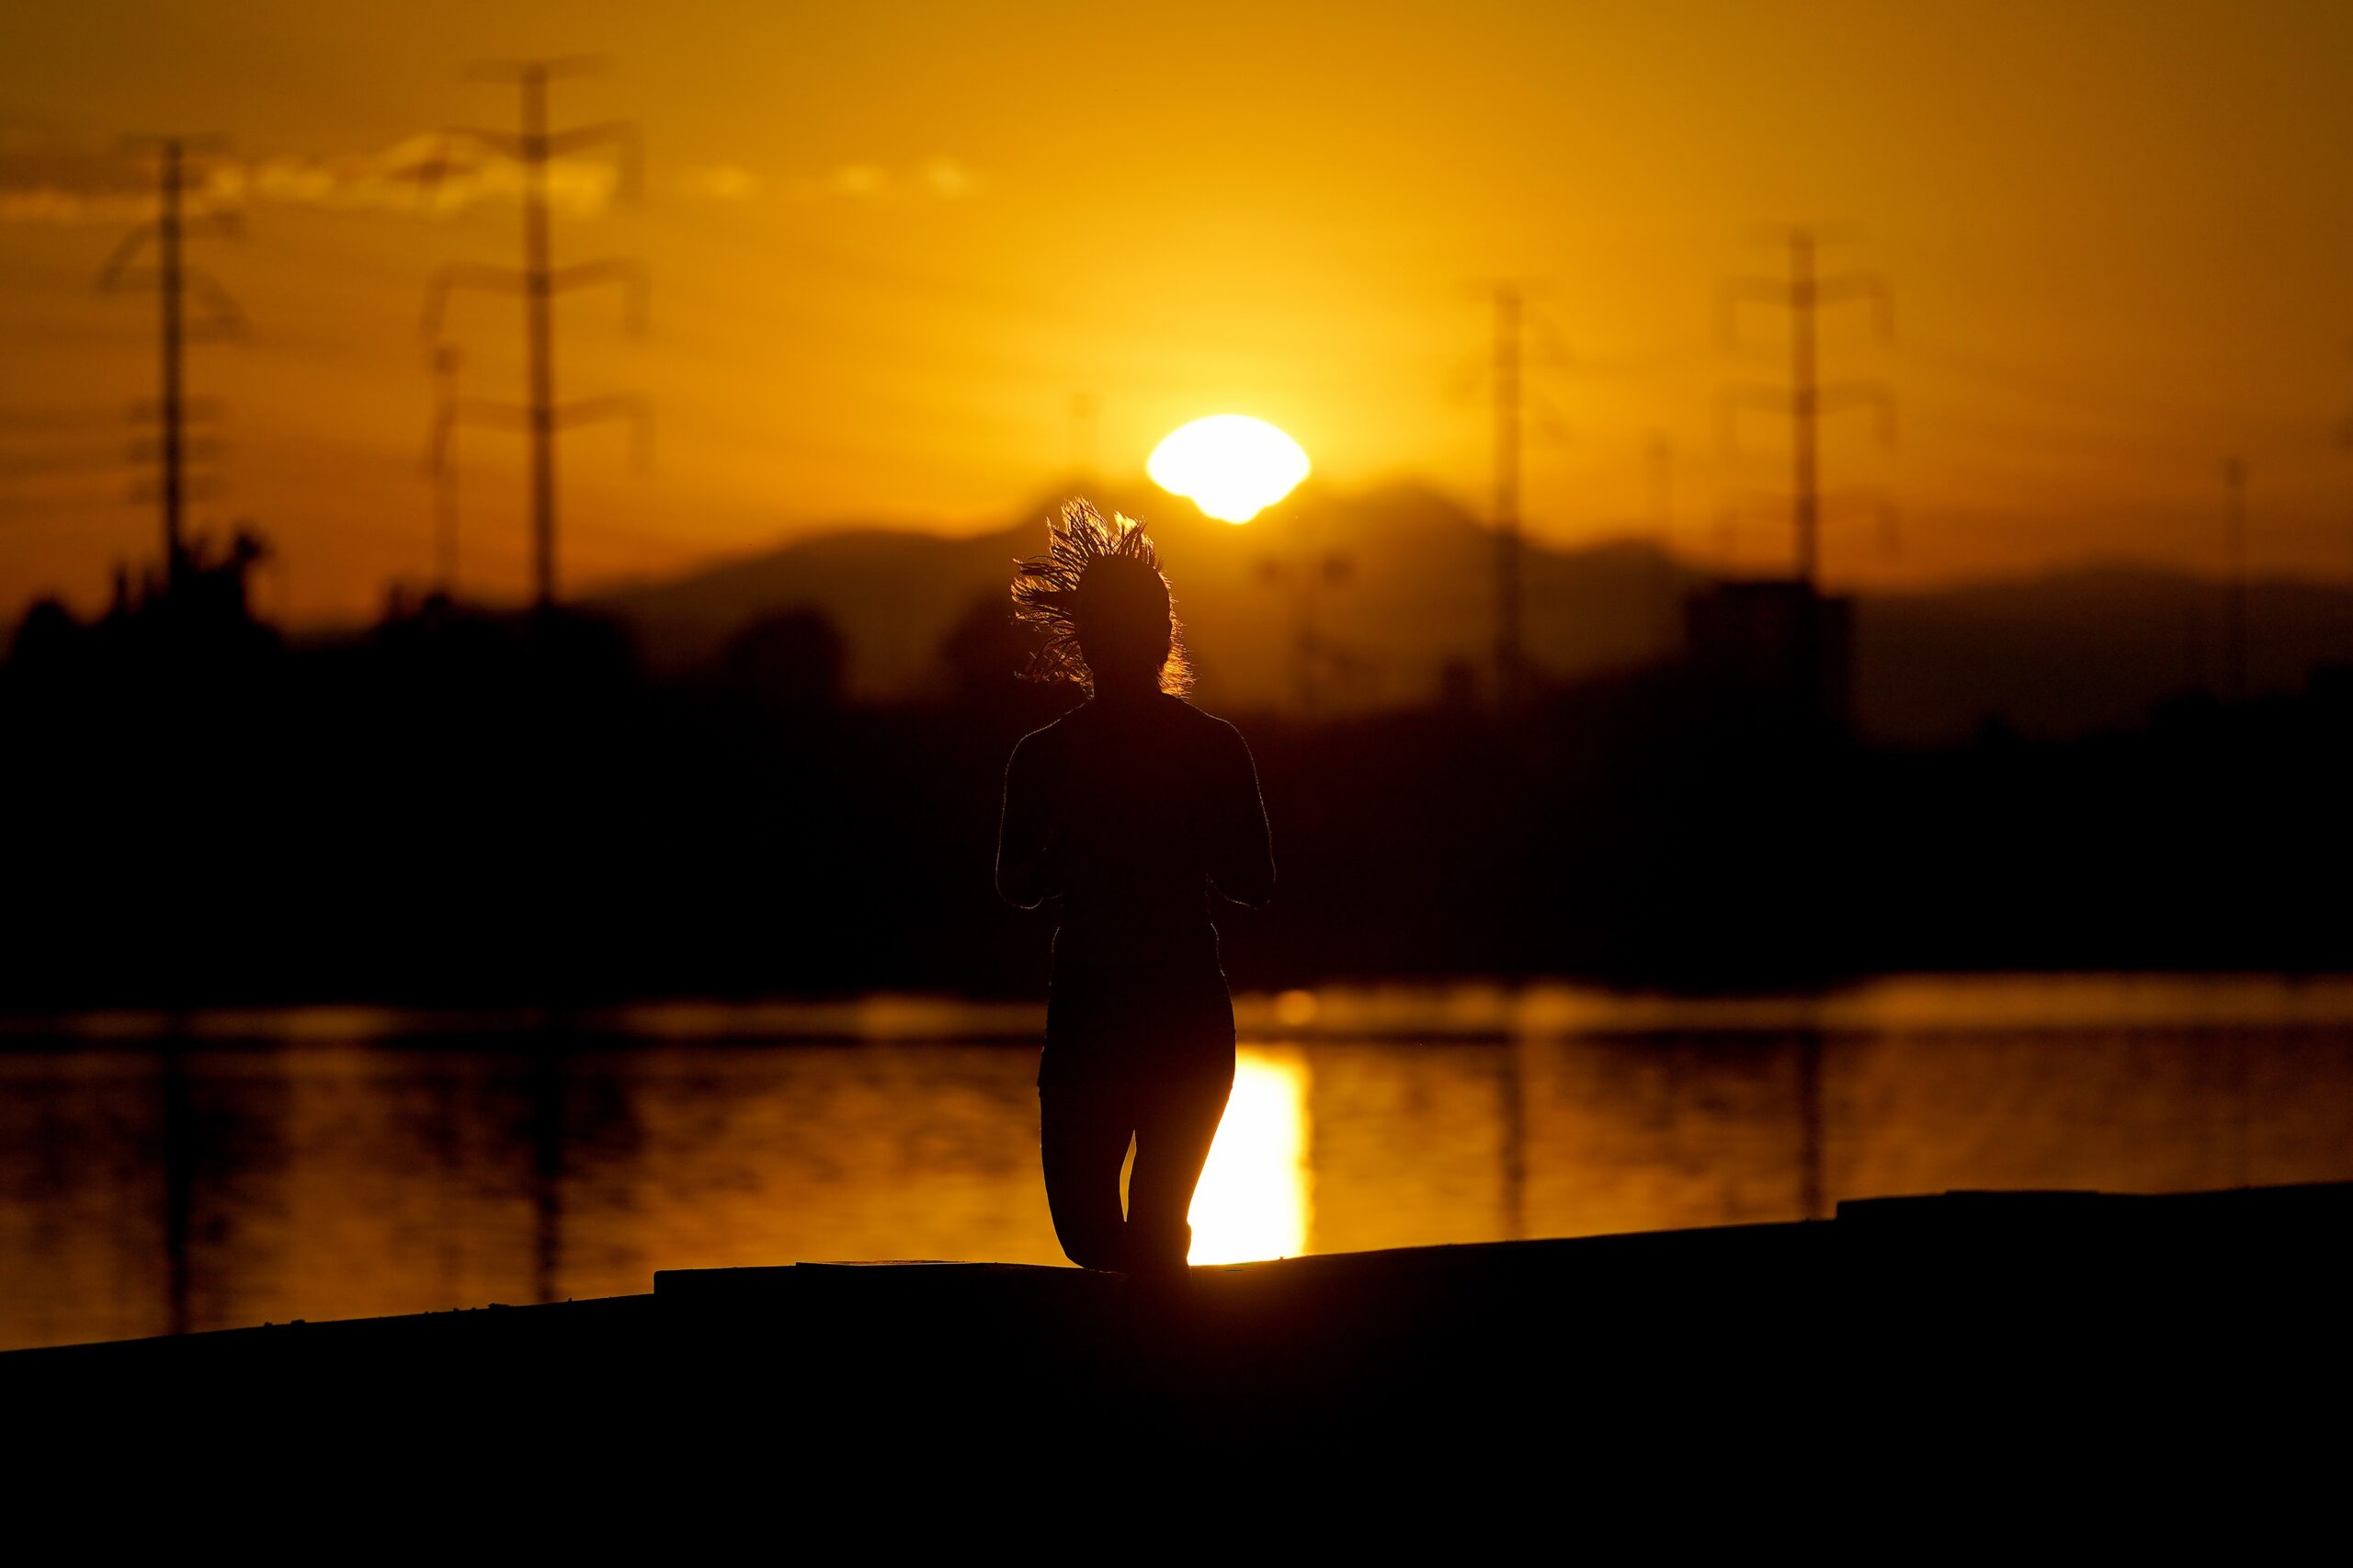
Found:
1147,415 -> 1311,523
1188,1047 -> 1311,1264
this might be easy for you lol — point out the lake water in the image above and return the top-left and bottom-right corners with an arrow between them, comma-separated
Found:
6,974 -> 2353,1352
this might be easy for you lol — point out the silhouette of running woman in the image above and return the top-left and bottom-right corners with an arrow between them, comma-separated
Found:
997,501 -> 1274,1276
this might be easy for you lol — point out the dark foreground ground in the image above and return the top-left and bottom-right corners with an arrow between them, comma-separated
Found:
6,1183 -> 2345,1548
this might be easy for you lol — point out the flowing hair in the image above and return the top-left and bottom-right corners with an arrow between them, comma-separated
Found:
1010,499 -> 1191,697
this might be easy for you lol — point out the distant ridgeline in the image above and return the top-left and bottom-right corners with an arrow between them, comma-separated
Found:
584,483 -> 2353,745
2,486 -> 2350,1009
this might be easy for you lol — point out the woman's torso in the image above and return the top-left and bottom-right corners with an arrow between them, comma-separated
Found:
1034,694 -> 1239,1083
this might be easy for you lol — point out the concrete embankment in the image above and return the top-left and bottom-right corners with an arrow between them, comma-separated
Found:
6,1183 -> 2343,1524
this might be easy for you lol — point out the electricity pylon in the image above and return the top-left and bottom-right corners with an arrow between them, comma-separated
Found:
425,344 -> 465,597
2339,361 -> 2353,582
97,136 -> 242,593
1720,228 -> 1894,589
2223,457 -> 2248,702
1493,283 -> 1525,708
1466,280 -> 1576,709
423,58 -> 647,608
1648,432 -> 1680,652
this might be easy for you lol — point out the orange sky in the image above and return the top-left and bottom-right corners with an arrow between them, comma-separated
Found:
5,0 -> 2353,622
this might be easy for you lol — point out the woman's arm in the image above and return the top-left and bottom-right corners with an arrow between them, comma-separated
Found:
1207,724 -> 1275,909
995,734 -> 1062,909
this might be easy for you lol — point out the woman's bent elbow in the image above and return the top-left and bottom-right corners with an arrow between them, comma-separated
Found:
1217,869 -> 1275,909
997,859 -> 1056,908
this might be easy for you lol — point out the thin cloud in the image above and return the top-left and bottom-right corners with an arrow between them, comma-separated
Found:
918,156 -> 978,198
830,163 -> 888,198
679,164 -> 761,201
0,137 -> 983,223
0,134 -> 623,225
774,158 -> 983,204
0,135 -> 158,224
0,185 -> 156,225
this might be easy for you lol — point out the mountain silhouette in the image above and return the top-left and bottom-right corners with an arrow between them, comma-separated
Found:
595,480 -> 1698,709
591,482 -> 2353,741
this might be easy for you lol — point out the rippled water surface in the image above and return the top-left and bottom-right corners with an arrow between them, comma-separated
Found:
6,975 -> 2352,1351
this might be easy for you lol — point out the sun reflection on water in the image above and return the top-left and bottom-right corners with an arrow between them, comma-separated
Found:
1188,1046 -> 1311,1265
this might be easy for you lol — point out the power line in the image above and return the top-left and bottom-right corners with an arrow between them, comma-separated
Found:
422,59 -> 647,608
96,136 -> 243,594
1895,335 -> 2319,443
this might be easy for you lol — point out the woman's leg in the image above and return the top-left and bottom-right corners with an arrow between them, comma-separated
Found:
1125,1073 -> 1233,1274
1039,1082 -> 1133,1270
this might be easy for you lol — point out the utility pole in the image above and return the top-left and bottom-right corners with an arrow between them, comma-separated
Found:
1790,233 -> 1819,585
1647,433 -> 1675,544
1648,432 -> 1677,655
1257,529 -> 1353,716
1721,229 -> 1893,590
426,345 -> 464,597
2223,457 -> 2248,702
157,141 -> 184,584
1493,283 -> 1524,709
2340,350 -> 2353,582
98,137 -> 241,595
424,59 -> 646,608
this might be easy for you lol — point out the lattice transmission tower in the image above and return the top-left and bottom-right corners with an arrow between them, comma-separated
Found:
97,136 -> 244,593
422,59 -> 647,608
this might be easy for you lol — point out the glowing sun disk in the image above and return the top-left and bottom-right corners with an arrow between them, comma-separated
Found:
1147,415 -> 1310,523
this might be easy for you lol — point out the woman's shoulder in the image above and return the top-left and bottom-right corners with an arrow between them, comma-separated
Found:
1007,710 -> 1076,770
1165,695 -> 1249,748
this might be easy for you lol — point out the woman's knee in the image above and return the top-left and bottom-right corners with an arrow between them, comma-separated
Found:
1059,1223 -> 1126,1271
